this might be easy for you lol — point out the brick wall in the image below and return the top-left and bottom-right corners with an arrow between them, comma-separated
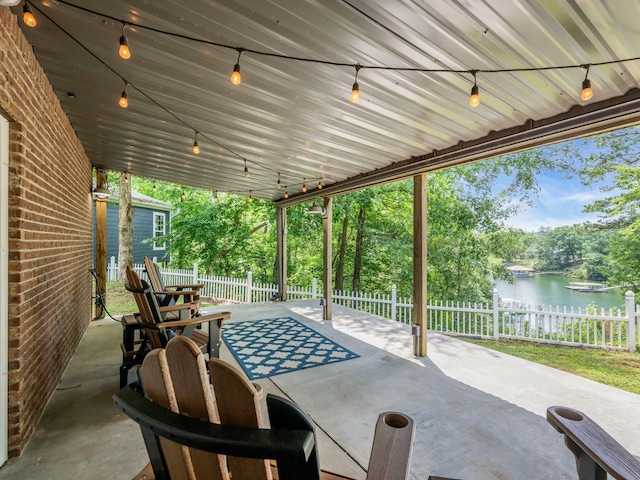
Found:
0,7 -> 93,457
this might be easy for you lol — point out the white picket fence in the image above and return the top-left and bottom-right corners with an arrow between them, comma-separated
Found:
109,257 -> 639,351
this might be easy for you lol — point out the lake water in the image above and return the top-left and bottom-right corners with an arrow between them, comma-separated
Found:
495,274 -> 627,310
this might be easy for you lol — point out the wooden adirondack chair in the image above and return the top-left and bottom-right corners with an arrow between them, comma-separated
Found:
144,256 -> 203,316
114,335 -> 416,480
124,266 -> 230,359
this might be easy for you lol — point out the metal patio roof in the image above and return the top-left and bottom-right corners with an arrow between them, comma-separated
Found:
11,0 -> 640,204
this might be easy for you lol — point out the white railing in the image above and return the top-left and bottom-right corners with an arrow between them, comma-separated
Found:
108,256 -> 639,351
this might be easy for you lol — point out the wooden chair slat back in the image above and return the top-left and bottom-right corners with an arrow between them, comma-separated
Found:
144,256 -> 166,292
164,337 -> 229,480
125,266 -> 165,349
140,349 -> 194,480
209,358 -> 272,480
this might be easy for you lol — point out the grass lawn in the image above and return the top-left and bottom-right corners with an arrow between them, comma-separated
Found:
462,338 -> 640,395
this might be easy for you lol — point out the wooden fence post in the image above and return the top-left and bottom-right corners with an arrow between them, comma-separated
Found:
391,285 -> 397,322
625,291 -> 636,352
493,288 -> 500,339
246,271 -> 253,303
312,278 -> 317,299
193,262 -> 198,284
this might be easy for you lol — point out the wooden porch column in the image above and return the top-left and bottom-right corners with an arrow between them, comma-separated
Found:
413,174 -> 427,356
276,205 -> 287,301
323,197 -> 332,321
94,169 -> 108,320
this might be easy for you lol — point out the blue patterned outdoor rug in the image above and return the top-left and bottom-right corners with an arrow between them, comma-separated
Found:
221,317 -> 359,380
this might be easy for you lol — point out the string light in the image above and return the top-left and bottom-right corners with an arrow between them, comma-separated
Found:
152,183 -> 156,194
284,188 -> 289,199
23,2 -> 36,28
124,173 -> 129,184
212,190 -> 219,202
192,131 -> 200,154
119,82 -> 128,108
119,24 -> 131,60
350,64 -> 361,103
276,173 -> 282,189
581,66 -> 593,101
243,159 -> 249,177
230,48 -> 244,86
180,190 -> 185,202
469,71 -> 480,108
302,179 -> 307,193
318,180 -> 323,190
248,190 -> 253,202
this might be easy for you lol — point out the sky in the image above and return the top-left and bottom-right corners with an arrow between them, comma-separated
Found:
503,170 -> 612,231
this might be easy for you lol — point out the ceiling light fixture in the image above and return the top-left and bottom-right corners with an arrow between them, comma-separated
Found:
350,64 -> 361,103
119,82 -> 129,108
284,188 -> 289,199
119,23 -> 131,59
22,1 -> 36,27
317,180 -> 323,190
302,179 -> 307,193
469,71 -> 480,108
243,159 -> 249,177
307,202 -> 326,216
192,131 -> 200,154
230,48 -> 244,86
581,66 -> 593,101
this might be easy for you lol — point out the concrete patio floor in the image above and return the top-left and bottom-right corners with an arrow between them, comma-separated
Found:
1,299 -> 639,479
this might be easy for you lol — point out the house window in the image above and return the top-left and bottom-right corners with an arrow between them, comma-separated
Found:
153,212 -> 166,250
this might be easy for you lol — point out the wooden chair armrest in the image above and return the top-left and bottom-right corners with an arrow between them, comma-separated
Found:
157,303 -> 198,314
157,318 -> 204,329
547,406 -> 640,480
199,311 -> 232,323
154,289 -> 198,297
366,412 -> 415,480
165,284 -> 204,290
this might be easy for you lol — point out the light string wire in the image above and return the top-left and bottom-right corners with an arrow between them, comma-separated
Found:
30,1 -> 321,196
54,0 -> 640,75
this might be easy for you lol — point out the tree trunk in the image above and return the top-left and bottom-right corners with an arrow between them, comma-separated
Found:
335,215 -> 349,291
352,207 -> 365,293
117,173 -> 134,283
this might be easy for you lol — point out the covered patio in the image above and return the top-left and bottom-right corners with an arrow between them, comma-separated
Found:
1,302 -> 638,480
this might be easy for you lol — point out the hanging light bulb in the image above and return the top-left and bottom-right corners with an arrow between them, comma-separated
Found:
284,188 -> 289,199
350,64 -> 362,103
212,191 -> 219,203
249,191 -> 253,202
152,184 -> 157,194
302,179 -> 307,193
318,180 -> 323,190
243,159 -> 249,177
192,131 -> 200,154
124,173 -> 129,184
469,71 -> 480,108
581,67 -> 593,101
276,173 -> 282,189
230,49 -> 244,86
119,24 -> 131,60
181,190 -> 186,202
119,82 -> 129,108
23,2 -> 36,28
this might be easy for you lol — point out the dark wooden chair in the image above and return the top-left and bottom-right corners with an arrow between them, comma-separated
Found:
114,335 -> 416,480
124,266 -> 230,360
144,256 -> 203,316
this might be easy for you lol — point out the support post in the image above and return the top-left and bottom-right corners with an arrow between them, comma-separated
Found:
276,205 -> 287,301
323,197 -> 332,321
193,262 -> 198,284
94,169 -> 108,320
246,271 -> 253,304
413,174 -> 427,356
